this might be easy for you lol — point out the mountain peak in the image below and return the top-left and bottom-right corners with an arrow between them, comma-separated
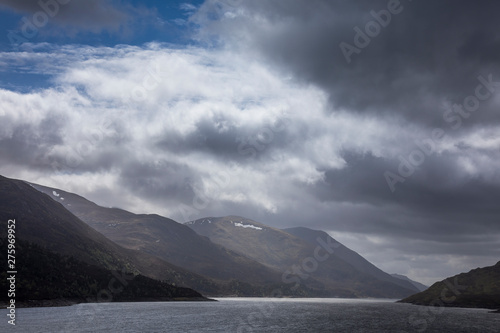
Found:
187,216 -> 421,298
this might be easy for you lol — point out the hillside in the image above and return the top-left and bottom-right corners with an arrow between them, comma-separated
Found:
391,274 -> 428,292
399,261 -> 500,309
186,216 -> 420,298
19,177 -> 424,299
284,227 -> 421,293
29,182 -> 308,296
0,175 -> 212,303
0,175 -> 240,296
0,238 -> 206,306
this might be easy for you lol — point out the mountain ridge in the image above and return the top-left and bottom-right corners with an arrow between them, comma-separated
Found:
24,178 -> 424,299
187,216 -> 420,298
284,226 -> 421,293
391,273 -> 428,292
0,175 -> 210,304
29,183 -> 313,296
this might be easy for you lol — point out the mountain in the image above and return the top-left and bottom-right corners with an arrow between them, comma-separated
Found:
186,216 -> 420,298
399,261 -> 500,310
391,274 -> 428,292
284,227 -> 422,293
30,182 -> 306,296
0,175 -> 209,303
23,178 -> 422,298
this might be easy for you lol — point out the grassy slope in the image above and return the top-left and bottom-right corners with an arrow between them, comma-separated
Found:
0,175 -> 220,296
400,261 -> 500,309
30,183 -> 291,289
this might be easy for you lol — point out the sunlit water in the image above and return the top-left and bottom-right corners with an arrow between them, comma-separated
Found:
1,298 -> 499,332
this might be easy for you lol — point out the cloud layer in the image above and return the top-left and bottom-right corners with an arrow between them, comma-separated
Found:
1,1 -> 500,284
194,0 -> 500,127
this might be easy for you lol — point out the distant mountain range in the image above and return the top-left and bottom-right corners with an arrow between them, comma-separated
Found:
391,274 -> 428,292
186,216 -> 420,298
30,182 -> 306,297
284,226 -> 427,293
31,181 -> 423,298
1,174 -> 432,305
399,261 -> 500,310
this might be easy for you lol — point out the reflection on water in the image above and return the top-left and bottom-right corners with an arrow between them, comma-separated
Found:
1,298 -> 499,333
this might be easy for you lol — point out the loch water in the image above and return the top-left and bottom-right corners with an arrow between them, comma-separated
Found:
2,298 -> 499,332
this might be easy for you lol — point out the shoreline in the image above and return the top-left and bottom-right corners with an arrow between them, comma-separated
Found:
0,296 -> 216,309
3,296 -> 497,312
398,300 -> 500,313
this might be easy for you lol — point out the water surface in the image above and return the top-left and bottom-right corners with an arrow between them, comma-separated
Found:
1,298 -> 498,332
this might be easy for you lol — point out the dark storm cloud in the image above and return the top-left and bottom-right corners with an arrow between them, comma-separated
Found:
305,149 -> 500,236
155,116 -> 243,158
0,0 -> 128,32
196,0 -> 500,128
154,113 -> 293,163
0,113 -> 64,170
118,159 -> 199,204
186,1 -> 500,279
186,143 -> 500,252
0,96 -> 133,175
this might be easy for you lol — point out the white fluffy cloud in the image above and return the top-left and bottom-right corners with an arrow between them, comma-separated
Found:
0,43 -> 360,213
2,37 -> 500,284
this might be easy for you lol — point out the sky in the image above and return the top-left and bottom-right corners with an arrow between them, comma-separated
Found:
1,0 -> 500,286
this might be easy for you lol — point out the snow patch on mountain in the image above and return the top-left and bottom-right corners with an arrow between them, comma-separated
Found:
186,219 -> 212,225
234,222 -> 263,230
